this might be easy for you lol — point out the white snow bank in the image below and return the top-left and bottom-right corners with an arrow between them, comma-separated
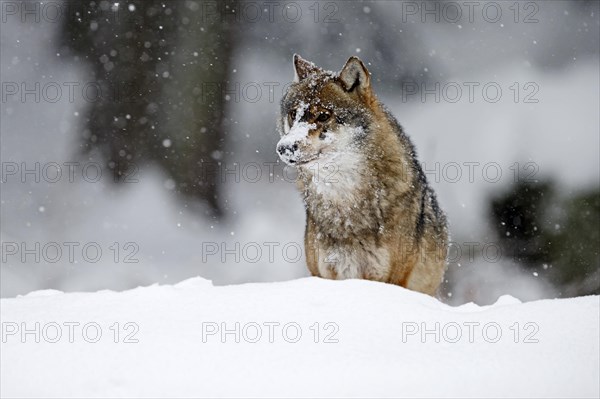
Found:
1,277 -> 598,398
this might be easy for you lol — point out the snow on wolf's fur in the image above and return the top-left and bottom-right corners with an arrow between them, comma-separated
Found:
278,101 -> 365,195
278,102 -> 314,164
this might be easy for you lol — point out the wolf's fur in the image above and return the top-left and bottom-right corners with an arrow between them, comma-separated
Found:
276,55 -> 449,296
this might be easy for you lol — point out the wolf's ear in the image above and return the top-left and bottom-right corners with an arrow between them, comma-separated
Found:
338,56 -> 371,93
293,54 -> 321,83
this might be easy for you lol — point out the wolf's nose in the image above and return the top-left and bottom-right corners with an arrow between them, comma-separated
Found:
277,143 -> 298,155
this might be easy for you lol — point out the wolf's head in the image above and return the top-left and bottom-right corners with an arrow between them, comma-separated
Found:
276,55 -> 377,166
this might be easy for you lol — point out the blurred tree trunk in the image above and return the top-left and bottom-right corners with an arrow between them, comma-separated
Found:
60,0 -> 237,215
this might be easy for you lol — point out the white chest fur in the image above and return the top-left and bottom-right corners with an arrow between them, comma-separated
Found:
307,151 -> 364,201
315,242 -> 390,281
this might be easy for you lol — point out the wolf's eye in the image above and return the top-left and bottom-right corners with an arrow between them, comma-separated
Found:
288,110 -> 297,121
316,112 -> 330,122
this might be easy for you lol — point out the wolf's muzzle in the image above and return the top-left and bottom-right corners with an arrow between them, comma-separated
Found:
276,142 -> 299,164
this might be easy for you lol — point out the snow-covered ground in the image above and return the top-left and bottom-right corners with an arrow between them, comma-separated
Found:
1,277 -> 598,398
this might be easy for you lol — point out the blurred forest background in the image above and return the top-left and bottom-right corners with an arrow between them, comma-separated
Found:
1,0 -> 598,303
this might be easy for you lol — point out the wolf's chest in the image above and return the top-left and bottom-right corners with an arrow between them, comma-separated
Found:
315,243 -> 390,281
304,176 -> 383,240
303,153 -> 380,229
306,152 -> 364,198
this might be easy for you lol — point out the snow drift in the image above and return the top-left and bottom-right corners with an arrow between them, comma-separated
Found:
1,277 -> 598,398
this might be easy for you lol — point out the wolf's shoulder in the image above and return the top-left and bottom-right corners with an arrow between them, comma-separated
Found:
380,103 -> 448,232
379,104 -> 421,171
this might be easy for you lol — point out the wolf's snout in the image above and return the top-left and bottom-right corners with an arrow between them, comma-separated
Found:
277,142 -> 298,155
276,139 -> 302,165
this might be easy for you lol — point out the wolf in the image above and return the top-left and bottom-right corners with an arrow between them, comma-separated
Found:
276,55 -> 449,296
